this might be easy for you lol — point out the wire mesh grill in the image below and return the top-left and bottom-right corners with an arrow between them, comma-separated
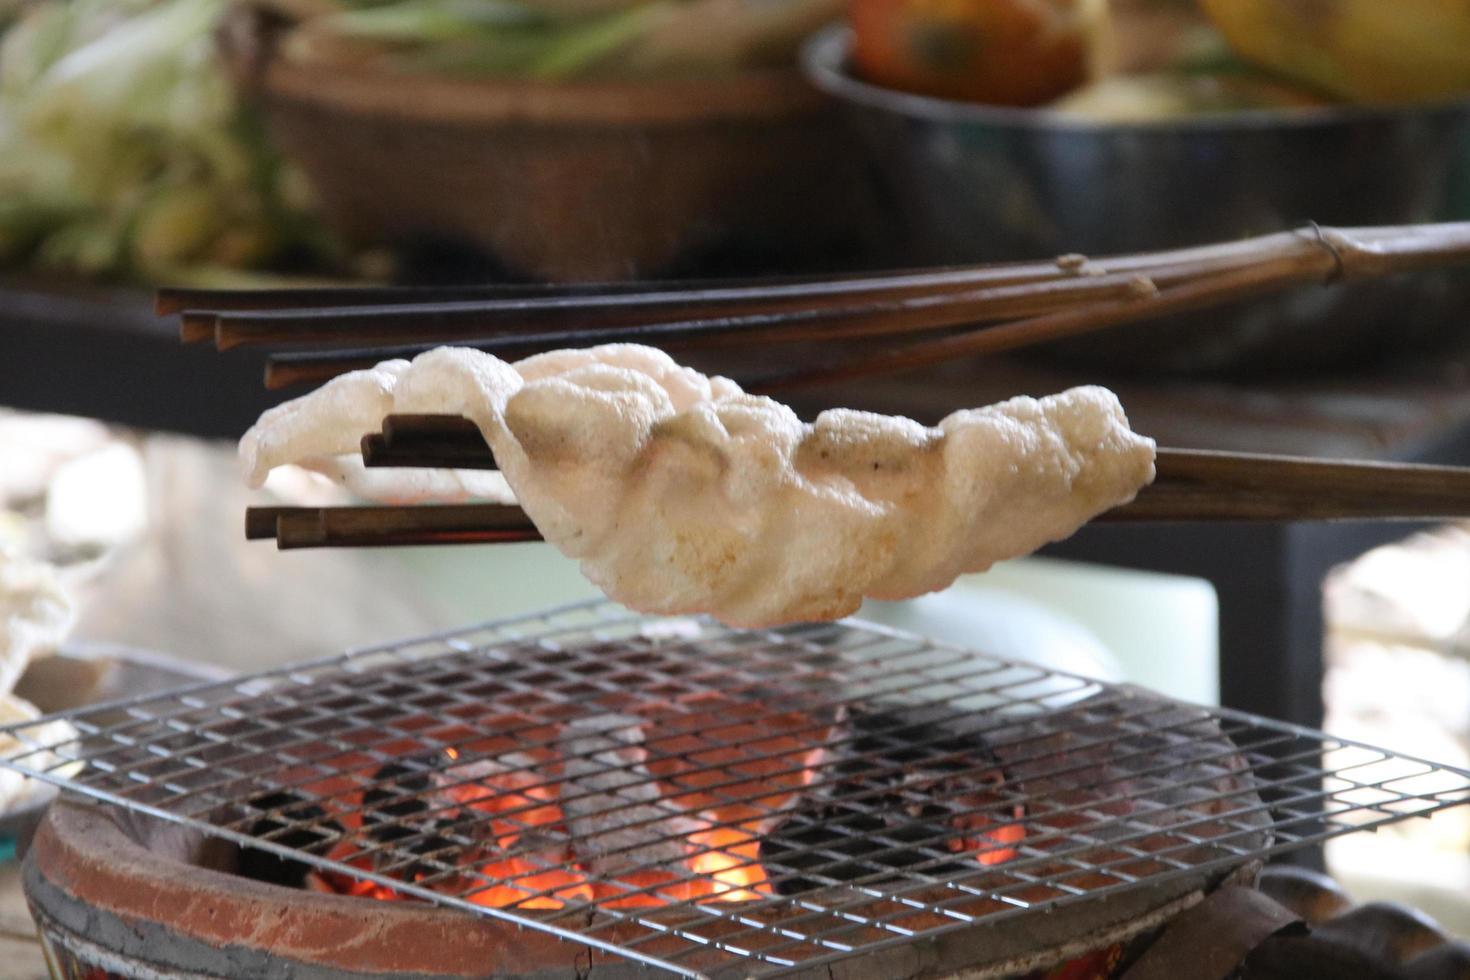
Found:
3,599 -> 1468,979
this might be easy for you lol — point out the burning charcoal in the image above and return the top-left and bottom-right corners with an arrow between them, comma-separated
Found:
560,714 -> 704,877
238,790 -> 343,888
760,802 -> 973,894
827,707 -> 1012,827
761,706 -> 1011,895
813,706 -> 1006,798
987,691 -> 1272,853
361,753 -> 498,881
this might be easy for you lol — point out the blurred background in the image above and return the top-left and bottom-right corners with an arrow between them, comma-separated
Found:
3,0 -> 1470,966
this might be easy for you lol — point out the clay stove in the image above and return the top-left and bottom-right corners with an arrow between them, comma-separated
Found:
8,602 -> 1470,978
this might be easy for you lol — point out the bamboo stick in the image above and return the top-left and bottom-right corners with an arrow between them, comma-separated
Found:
211,263 -> 1157,352
360,432 -> 496,470
157,270 -> 893,317
256,273 -> 1158,388
245,223 -> 1470,391
251,442 -> 1470,548
170,225 -> 1406,336
751,223 -> 1470,391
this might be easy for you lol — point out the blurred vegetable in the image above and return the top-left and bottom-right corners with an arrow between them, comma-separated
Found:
0,0 -> 333,280
1200,0 -> 1470,104
285,0 -> 672,77
1053,71 -> 1328,122
287,0 -> 543,55
619,0 -> 841,75
276,0 -> 839,78
847,0 -> 1111,106
1107,0 -> 1222,76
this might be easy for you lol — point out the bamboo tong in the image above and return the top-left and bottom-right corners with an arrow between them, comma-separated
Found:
169,223 -> 1470,392
155,221 -> 1470,549
238,414 -> 1470,550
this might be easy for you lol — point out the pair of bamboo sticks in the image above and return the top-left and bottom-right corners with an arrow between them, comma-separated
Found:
158,222 -> 1470,549
239,414 -> 1470,550
170,223 -> 1470,392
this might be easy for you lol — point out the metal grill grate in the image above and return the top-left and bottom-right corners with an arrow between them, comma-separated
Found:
3,599 -> 1468,978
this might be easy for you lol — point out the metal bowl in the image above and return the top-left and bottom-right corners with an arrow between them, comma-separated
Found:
802,27 -> 1470,375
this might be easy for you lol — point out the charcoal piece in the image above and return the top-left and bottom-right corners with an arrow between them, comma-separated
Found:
813,705 -> 1007,805
839,705 -> 1002,769
761,706 -> 1010,895
559,714 -> 703,877
361,755 -> 494,881
987,690 -> 1272,860
238,790 -> 343,888
363,760 -> 448,838
760,801 -> 972,894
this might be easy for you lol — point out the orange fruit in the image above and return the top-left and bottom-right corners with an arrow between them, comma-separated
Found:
849,0 -> 1111,106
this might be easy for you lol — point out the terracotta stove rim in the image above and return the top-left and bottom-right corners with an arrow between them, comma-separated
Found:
32,798 -> 497,920
27,798 -> 597,976
25,798 -> 1256,980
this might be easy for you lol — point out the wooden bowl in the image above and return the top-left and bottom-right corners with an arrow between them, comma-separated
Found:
220,8 -> 881,282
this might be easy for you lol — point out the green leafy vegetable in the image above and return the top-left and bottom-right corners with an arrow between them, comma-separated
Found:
280,0 -> 837,78
0,0 -> 332,280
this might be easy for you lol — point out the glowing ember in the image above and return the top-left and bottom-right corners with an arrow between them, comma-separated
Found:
464,823 -> 773,910
334,757 -> 778,910
685,827 -> 770,902
310,714 -> 1025,909
970,820 -> 1026,866
468,860 -> 593,910
335,789 -> 1021,909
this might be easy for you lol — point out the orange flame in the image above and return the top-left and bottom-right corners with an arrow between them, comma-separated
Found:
685,826 -> 771,902
952,802 -> 1026,867
973,821 -> 1025,866
323,740 -> 1024,910
467,823 -> 776,911
467,858 -> 594,910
